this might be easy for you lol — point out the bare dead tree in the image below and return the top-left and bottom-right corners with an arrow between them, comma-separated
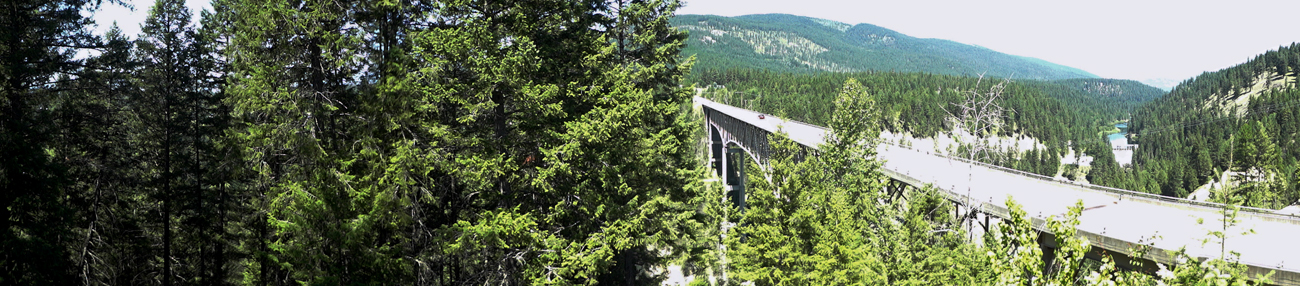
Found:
944,73 -> 1012,239
945,73 -> 1011,163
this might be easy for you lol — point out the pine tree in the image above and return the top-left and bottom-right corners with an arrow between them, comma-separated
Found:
728,78 -> 888,284
1255,121 -> 1279,168
52,24 -> 150,285
393,0 -> 696,283
223,0 -> 697,284
1195,146 -> 1214,182
135,1 -> 200,282
196,0 -> 257,284
1233,121 -> 1260,171
1,0 -> 108,283
224,0 -> 376,283
130,0 -> 237,283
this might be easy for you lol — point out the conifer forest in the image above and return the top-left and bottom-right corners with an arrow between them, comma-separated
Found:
1,0 -> 1295,285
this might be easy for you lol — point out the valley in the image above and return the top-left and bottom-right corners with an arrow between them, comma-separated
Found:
681,14 -> 1300,212
677,13 -> 1300,285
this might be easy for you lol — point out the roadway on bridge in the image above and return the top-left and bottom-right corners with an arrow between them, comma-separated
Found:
696,96 -> 1300,278
879,144 -> 1300,272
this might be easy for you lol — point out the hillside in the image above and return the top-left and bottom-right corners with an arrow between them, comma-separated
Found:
1124,43 -> 1300,208
674,14 -> 1099,80
1046,78 -> 1169,109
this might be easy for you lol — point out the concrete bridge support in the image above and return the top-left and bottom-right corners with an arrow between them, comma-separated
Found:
710,126 -> 724,180
885,179 -> 909,204
726,147 -> 747,212
710,125 -> 746,211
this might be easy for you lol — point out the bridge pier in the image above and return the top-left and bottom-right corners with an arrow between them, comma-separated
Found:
710,125 -> 746,211
1038,233 -> 1061,275
710,126 -> 724,179
885,179 -> 909,204
726,147 -> 747,212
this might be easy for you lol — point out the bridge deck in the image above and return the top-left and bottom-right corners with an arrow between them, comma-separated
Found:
695,96 -> 1300,284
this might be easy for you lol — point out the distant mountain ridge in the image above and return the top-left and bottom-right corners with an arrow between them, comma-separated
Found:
674,14 -> 1099,80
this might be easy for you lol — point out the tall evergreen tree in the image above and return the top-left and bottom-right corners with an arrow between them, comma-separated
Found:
1233,121 -> 1261,171
728,78 -> 889,284
224,0 -> 369,283
385,0 -> 697,284
136,1 -> 190,282
55,24 -> 154,285
132,0 -> 233,284
1,0 -> 110,283
223,0 -> 696,284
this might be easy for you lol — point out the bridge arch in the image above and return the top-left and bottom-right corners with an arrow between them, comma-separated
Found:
705,108 -> 769,169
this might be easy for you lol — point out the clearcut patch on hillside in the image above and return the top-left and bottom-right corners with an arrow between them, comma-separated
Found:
1202,71 -> 1298,117
678,22 -> 852,72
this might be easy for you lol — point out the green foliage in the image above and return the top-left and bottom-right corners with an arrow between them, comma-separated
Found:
672,14 -> 1099,80
979,195 -> 1268,286
8,0 -> 707,284
0,1 -> 1284,285
3,0 -> 145,284
725,79 -> 990,285
981,198 -> 1094,285
726,79 -> 886,284
221,0 -> 705,284
1130,43 -> 1300,207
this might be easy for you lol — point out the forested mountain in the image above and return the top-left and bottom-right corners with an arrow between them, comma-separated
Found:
1122,43 -> 1300,208
673,14 -> 1099,80
690,69 -> 1164,177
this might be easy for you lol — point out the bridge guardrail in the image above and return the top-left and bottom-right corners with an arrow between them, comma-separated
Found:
889,141 -> 1300,224
878,133 -> 1300,223
774,115 -> 1300,224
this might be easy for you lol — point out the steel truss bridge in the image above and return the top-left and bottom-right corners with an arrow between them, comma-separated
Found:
698,96 -> 1300,285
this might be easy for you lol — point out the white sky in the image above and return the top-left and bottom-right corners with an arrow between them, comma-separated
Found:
678,0 -> 1300,87
90,0 -> 211,37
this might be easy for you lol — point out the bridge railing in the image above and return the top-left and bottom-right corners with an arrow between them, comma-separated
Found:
780,117 -> 1300,224
702,105 -> 772,167
879,139 -> 1300,224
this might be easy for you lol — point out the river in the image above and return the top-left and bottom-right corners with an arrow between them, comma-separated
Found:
1107,123 -> 1127,144
1109,122 -> 1133,166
